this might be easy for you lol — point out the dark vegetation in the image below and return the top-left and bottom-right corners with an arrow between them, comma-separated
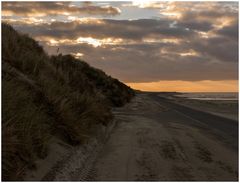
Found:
2,23 -> 135,180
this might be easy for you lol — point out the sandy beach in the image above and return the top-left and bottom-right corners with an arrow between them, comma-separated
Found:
24,92 -> 238,181
87,93 -> 238,181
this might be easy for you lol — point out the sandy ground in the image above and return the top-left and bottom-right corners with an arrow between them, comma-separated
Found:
177,99 -> 238,121
24,120 -> 116,181
86,93 -> 238,181
24,93 -> 238,181
161,93 -> 238,121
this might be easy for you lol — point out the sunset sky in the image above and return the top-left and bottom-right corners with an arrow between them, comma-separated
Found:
2,1 -> 239,92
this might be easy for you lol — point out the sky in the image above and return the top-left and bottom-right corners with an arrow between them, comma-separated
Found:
2,1 -> 239,92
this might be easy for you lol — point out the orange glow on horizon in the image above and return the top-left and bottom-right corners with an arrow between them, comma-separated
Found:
126,80 -> 238,92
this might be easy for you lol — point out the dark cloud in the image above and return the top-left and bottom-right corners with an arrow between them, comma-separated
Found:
38,40 -> 238,82
2,2 -> 121,16
2,2 -> 238,83
89,47 -> 238,82
177,21 -> 213,31
10,18 -> 196,41
193,36 -> 238,62
217,20 -> 239,41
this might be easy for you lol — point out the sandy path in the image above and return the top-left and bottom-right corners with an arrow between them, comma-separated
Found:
86,93 -> 238,181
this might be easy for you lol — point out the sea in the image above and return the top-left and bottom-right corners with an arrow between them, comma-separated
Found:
175,92 -> 238,101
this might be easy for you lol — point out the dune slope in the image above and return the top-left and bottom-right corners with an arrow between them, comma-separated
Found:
2,23 -> 134,180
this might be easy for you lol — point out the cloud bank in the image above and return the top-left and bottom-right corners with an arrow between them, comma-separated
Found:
2,1 -> 238,84
2,2 -> 121,16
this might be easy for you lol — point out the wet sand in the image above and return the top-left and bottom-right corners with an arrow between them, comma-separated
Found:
159,92 -> 238,121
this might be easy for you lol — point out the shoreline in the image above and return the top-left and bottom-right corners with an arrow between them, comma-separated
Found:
155,92 -> 238,122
